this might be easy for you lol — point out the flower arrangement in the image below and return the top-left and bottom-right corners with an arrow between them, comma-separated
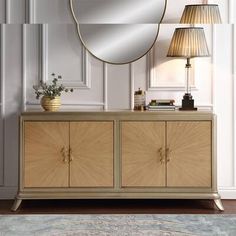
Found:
33,73 -> 74,111
33,73 -> 73,100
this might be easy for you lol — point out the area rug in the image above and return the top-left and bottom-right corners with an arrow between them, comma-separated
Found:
0,214 -> 236,236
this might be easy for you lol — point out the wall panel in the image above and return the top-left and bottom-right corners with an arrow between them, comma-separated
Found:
47,24 -> 90,88
0,0 -> 6,23
209,0 -> 230,23
33,0 -> 73,24
234,24 -> 236,190
213,25 -> 234,188
25,24 -> 104,110
231,25 -> 236,198
0,24 -> 5,186
107,64 -> 131,110
3,25 -> 23,187
133,57 -> 147,92
8,0 -> 26,23
24,24 -> 41,107
162,0 -> 202,23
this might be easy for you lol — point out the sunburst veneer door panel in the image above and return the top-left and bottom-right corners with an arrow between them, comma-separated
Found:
121,122 -> 166,187
24,122 -> 69,188
70,122 -> 114,187
167,121 -> 212,187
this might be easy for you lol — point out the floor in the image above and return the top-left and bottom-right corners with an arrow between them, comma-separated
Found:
0,199 -> 235,214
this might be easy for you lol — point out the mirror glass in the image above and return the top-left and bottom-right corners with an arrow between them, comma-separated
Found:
70,0 -> 167,64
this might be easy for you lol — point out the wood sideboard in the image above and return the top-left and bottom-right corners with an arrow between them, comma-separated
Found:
12,111 -> 224,211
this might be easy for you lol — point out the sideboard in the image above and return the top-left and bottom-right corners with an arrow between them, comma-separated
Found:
12,111 -> 224,211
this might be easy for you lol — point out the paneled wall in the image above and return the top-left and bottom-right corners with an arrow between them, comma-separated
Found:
0,24 -> 24,197
0,0 -> 235,199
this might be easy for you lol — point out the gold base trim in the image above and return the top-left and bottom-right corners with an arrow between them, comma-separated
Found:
17,191 -> 221,200
12,192 -> 223,211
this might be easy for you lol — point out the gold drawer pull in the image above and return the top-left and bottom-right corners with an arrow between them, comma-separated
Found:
166,148 -> 171,163
69,148 -> 74,162
61,147 -> 69,163
158,147 -> 165,164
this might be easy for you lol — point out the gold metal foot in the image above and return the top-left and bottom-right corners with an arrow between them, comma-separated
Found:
11,198 -> 22,212
214,198 -> 224,211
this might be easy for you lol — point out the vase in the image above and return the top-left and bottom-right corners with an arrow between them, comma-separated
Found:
41,96 -> 61,112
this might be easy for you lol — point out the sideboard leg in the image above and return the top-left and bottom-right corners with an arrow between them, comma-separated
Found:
11,198 -> 22,212
214,198 -> 224,211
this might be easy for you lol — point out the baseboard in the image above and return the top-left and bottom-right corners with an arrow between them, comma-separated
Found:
219,187 -> 236,199
0,186 -> 17,199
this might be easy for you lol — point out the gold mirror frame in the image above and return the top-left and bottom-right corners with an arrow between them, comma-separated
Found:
69,0 -> 167,65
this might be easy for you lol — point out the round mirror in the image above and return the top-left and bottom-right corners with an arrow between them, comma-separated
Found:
70,0 -> 167,64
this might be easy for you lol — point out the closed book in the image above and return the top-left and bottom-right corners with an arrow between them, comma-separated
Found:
148,108 -> 176,111
149,105 -> 175,109
157,103 -> 174,106
156,99 -> 175,103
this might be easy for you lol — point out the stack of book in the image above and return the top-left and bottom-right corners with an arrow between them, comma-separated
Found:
148,99 -> 176,111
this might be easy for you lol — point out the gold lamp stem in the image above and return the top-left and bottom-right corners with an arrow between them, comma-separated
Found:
180,57 -> 197,110
186,58 -> 191,94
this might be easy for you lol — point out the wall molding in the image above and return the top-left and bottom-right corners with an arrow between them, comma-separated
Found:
103,63 -> 108,110
212,23 -> 235,192
22,24 -> 27,112
40,24 -> 91,89
23,24 -> 101,110
25,0 -> 29,23
22,24 -> 29,111
5,0 -> 36,24
40,24 -> 48,84
233,24 -> 236,187
147,87 -> 197,92
0,186 -> 17,199
147,46 -> 197,91
226,24 -> 236,189
211,25 -> 215,111
28,0 -> 35,23
5,0 -> 10,23
228,0 -> 233,23
219,187 -> 236,199
130,63 -> 134,110
0,25 -> 5,186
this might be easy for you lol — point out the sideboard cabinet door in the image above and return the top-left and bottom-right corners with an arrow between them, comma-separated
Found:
24,122 -> 70,188
167,121 -> 212,187
70,122 -> 114,187
121,122 -> 166,187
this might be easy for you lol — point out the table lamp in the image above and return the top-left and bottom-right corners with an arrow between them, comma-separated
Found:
180,3 -> 222,24
167,27 -> 210,110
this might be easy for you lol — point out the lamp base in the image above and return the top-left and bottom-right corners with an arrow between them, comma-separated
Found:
179,93 -> 197,111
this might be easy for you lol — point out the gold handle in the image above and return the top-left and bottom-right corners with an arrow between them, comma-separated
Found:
69,148 -> 74,162
158,148 -> 165,164
166,148 -> 171,163
61,147 -> 69,163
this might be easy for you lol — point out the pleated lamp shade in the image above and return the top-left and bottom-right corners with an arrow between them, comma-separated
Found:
180,4 -> 222,24
167,27 -> 210,58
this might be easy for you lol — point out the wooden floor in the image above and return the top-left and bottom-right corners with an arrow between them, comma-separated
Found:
0,199 -> 236,214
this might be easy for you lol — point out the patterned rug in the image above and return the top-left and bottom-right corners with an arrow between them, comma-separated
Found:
0,214 -> 236,236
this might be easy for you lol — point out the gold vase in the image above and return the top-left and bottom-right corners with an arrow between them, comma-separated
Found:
41,96 -> 61,112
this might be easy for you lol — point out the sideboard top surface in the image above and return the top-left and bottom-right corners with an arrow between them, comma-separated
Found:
21,110 -> 214,121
